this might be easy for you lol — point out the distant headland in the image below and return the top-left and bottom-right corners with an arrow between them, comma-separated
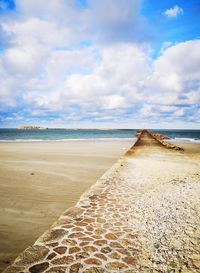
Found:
18,126 -> 48,130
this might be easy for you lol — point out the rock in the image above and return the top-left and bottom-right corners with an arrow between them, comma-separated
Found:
62,239 -> 77,246
40,229 -> 66,243
53,247 -> 67,255
94,240 -> 107,246
69,263 -> 83,273
68,232 -> 85,238
151,133 -> 169,140
109,242 -> 123,248
75,252 -> 89,259
94,253 -> 107,261
106,262 -> 127,270
47,253 -> 56,260
29,262 -> 49,273
84,268 -> 104,273
79,242 -> 90,247
68,247 -> 81,254
104,233 -> 118,240
46,242 -> 58,247
15,246 -> 49,266
100,247 -> 112,254
46,267 -> 66,273
94,228 -> 106,235
122,256 -> 137,265
84,258 -> 102,265
83,246 -> 98,252
52,256 -> 74,265
109,252 -> 121,259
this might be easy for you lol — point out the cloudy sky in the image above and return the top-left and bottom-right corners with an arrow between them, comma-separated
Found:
0,0 -> 200,128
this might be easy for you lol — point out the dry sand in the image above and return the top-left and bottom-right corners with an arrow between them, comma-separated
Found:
0,140 -> 132,271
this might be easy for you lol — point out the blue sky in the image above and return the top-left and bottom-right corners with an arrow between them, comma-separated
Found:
0,0 -> 199,128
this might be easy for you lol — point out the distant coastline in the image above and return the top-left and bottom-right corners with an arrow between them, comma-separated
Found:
18,126 -> 48,130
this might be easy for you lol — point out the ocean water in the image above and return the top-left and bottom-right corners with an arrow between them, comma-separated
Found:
0,129 -> 200,143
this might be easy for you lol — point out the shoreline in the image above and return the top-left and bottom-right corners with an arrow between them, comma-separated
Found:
0,138 -> 134,143
0,138 -> 200,144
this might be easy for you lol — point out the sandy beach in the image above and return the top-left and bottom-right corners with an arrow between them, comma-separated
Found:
0,140 -> 132,271
0,140 -> 200,272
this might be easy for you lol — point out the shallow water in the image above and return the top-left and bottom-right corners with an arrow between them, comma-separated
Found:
0,128 -> 200,143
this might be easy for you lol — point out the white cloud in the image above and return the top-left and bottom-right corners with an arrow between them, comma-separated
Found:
87,0 -> 147,42
2,16 -> 75,49
1,39 -> 200,126
59,43 -> 151,108
102,95 -> 126,110
174,108 -> 185,117
3,47 -> 41,75
15,0 -> 80,25
164,5 -> 183,18
0,0 -> 199,128
148,40 -> 200,106
15,0 -> 148,44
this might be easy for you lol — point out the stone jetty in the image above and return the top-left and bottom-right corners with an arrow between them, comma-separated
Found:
3,130 -> 200,273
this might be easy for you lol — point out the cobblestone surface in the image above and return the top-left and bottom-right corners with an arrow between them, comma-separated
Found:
3,131 -> 200,273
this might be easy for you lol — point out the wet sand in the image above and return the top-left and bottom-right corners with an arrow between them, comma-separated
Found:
177,142 -> 200,154
0,140 -> 132,271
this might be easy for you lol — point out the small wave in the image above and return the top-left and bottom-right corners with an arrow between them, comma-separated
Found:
170,137 -> 200,143
16,139 -> 45,142
0,138 -> 134,143
0,139 -> 45,143
58,138 -> 134,142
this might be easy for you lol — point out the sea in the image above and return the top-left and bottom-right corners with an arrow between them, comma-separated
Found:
0,129 -> 200,143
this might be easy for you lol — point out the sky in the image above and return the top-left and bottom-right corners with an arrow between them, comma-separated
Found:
0,0 -> 200,129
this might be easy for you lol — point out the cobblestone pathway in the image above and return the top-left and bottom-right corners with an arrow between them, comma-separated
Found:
3,131 -> 200,273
